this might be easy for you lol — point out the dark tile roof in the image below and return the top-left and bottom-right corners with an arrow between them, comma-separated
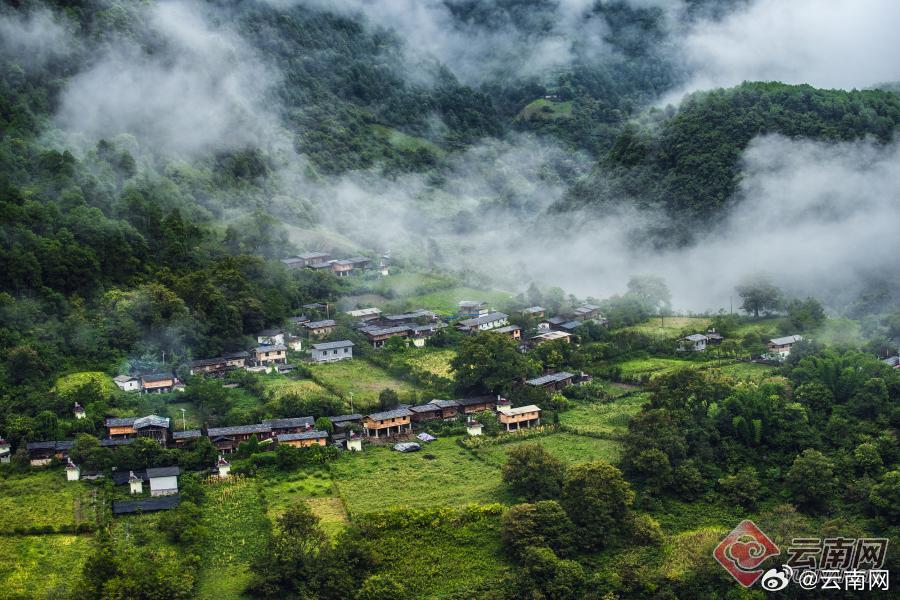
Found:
112,495 -> 180,515
546,316 -> 567,325
366,408 -> 413,421
456,395 -> 495,406
409,404 -> 441,413
262,417 -> 315,430
206,424 -> 272,437
189,356 -> 229,367
99,438 -> 134,447
26,440 -> 75,451
111,469 -> 147,485
428,399 -> 461,409
458,312 -> 509,328
328,413 -> 362,423
105,416 -> 138,427
277,430 -> 328,442
141,372 -> 173,383
223,350 -> 250,359
146,466 -> 181,478
254,344 -> 287,353
133,415 -> 169,429
258,328 -> 284,337
305,319 -> 336,328
172,430 -> 202,440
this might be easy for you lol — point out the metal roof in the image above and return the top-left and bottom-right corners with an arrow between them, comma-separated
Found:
498,405 -> 541,416
526,371 -> 574,386
312,340 -> 355,350
207,424 -> 271,437
366,408 -> 413,421
770,335 -> 803,346
681,334 -> 708,342
458,312 -> 509,328
254,344 -> 287,352
409,404 -> 441,413
305,319 -> 336,328
277,430 -> 328,442
146,466 -> 181,478
112,495 -> 180,515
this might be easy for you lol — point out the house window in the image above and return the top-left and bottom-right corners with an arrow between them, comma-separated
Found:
343,348 -> 348,353
333,350 -> 338,355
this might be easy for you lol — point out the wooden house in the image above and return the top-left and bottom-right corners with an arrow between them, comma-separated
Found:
280,252 -> 330,269
262,417 -> 315,436
146,466 -> 180,496
328,414 -> 363,432
408,322 -> 446,347
206,424 -> 273,453
345,307 -> 382,322
456,396 -> 495,414
172,430 -> 202,447
254,344 -> 287,366
409,403 -> 442,423
521,306 -> 546,318
331,259 -> 355,277
311,340 -> 354,362
277,430 -> 328,448
104,415 -> 169,443
25,440 -> 74,466
458,300 -> 488,318
362,325 -> 410,348
457,312 -> 509,333
377,309 -> 438,327
141,373 -> 175,394
498,405 -> 542,431
363,408 -> 413,438
767,335 -> 803,360
525,371 -> 574,392
494,324 -> 521,340
304,319 -> 336,337
426,399 -> 461,419
573,304 -> 602,321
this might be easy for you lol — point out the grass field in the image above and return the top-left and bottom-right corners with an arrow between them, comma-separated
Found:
196,478 -> 271,600
0,534 -> 94,599
617,357 -> 695,381
475,433 -> 623,468
397,286 -> 515,315
263,376 -> 339,403
262,467 -> 349,537
401,347 -> 456,379
624,316 -> 712,338
559,394 -> 648,438
518,98 -> 574,121
309,359 -> 420,410
330,438 -> 506,516
0,471 -> 89,530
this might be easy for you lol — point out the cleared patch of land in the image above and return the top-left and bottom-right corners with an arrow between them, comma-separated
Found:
330,438 -> 505,516
0,471 -> 89,530
559,394 -> 648,438
474,433 -> 623,468
0,534 -> 94,599
309,359 -> 419,411
517,98 -> 574,121
398,286 -> 515,315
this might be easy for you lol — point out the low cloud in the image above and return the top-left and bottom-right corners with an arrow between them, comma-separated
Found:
667,0 -> 900,103
0,8 -> 76,69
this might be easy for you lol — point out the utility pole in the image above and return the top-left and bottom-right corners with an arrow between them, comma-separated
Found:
180,408 -> 187,431
349,392 -> 354,414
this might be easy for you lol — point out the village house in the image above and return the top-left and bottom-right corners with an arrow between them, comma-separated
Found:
26,440 -> 74,466
347,256 -> 372,270
458,300 -> 488,318
262,417 -> 315,436
113,374 -> 141,392
426,399 -> 461,419
573,304 -> 603,321
0,438 -> 10,464
361,324 -> 410,348
346,433 -> 363,451
280,257 -> 305,269
346,307 -> 382,322
146,466 -> 180,496
277,430 -> 328,448
172,430 -> 202,447
466,419 -> 483,436
498,405 -> 542,431
456,396 -> 496,414
525,371 -> 575,392
128,470 -> 144,494
706,330 -> 724,345
104,415 -> 170,444
141,373 -> 176,394
377,309 -> 438,326
207,424 -> 273,453
521,306 -> 546,318
188,356 -> 239,377
494,324 -> 522,340
112,496 -> 180,516
288,315 -> 310,329
286,336 -> 304,352
409,403 -> 442,423
65,458 -> 80,481
281,252 -> 330,269
457,312 -> 510,333
257,329 -> 285,346
363,408 -> 413,438
311,340 -> 354,362
254,344 -> 287,366
529,331 -> 572,346
217,456 -> 231,478
73,403 -> 86,419
408,322 -> 446,347
331,259 -> 355,277
678,333 -> 708,352
304,319 -> 336,337
328,413 -> 363,431
768,335 -> 803,360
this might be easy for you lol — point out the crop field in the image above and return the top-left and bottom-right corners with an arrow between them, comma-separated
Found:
365,510 -> 509,598
0,471 -> 89,530
0,534 -> 94,599
559,394 -> 648,438
261,468 -> 349,536
309,359 -> 419,410
263,376 -> 339,403
196,478 -> 271,600
617,357 -> 695,381
474,433 -> 623,468
330,438 -> 506,516
401,348 -> 456,379
624,316 -> 712,337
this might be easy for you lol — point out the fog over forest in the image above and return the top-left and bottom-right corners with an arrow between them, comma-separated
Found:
5,0 -> 900,311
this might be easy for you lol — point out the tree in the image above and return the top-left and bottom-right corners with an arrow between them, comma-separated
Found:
502,443 -> 565,501
561,461 -> 634,549
378,388 -> 399,410
357,575 -> 406,600
626,275 -> 671,316
786,449 -> 836,512
515,545 -> 588,600
631,448 -> 673,494
718,467 -> 761,509
315,416 -> 334,434
736,273 -> 782,318
501,500 -> 576,559
451,332 -> 538,394
868,470 -> 900,520
786,297 -> 826,331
